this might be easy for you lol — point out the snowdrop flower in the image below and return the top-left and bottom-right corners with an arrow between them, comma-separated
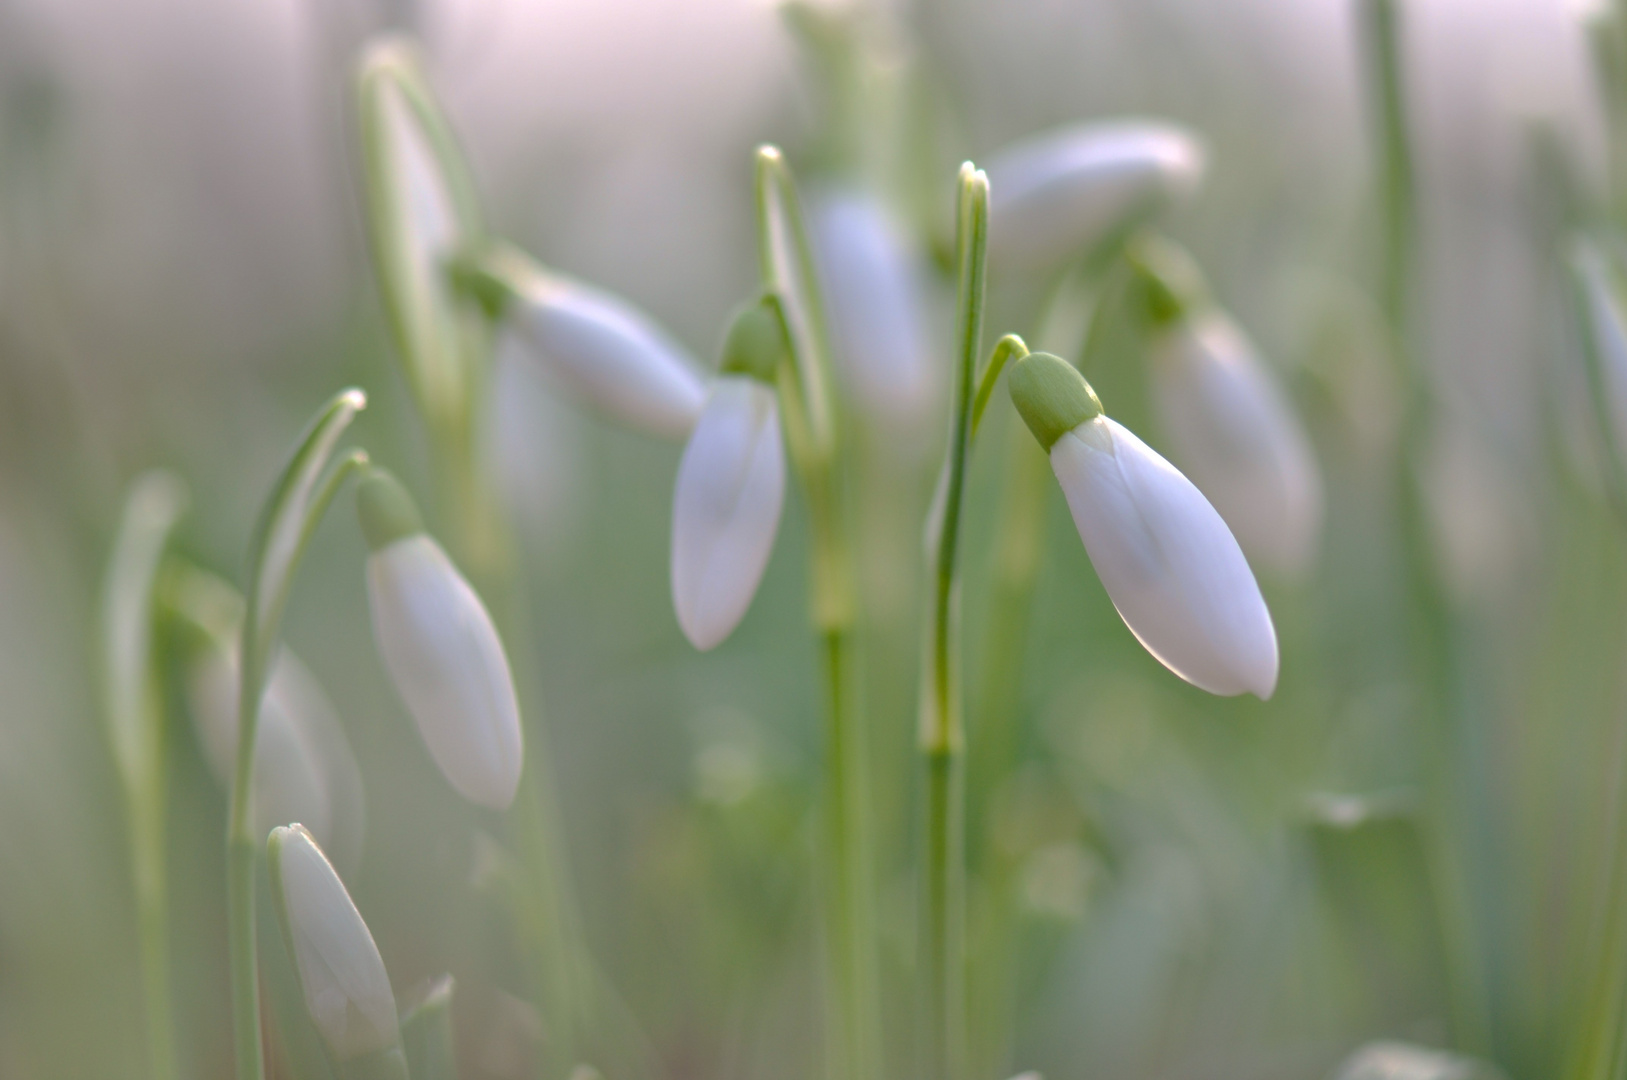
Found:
985,121 -> 1204,273
188,645 -> 366,868
807,187 -> 935,422
461,243 -> 706,439
1007,352 -> 1278,698
357,470 -> 523,810
268,824 -> 406,1073
671,298 -> 789,650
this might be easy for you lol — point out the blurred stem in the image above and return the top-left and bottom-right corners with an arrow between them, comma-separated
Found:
100,473 -> 188,1080
230,392 -> 368,1080
918,165 -> 989,1080
755,144 -> 880,1080
1360,0 -> 1415,335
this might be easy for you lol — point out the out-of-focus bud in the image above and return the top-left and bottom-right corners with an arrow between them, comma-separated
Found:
984,121 -> 1204,273
670,300 -> 789,650
355,37 -> 482,435
357,470 -> 523,810
268,825 -> 406,1077
455,242 -> 706,439
807,187 -> 935,422
1009,352 -> 1278,698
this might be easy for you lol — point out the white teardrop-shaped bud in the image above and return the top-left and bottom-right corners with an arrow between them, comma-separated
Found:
1009,352 -> 1277,698
268,824 -> 403,1066
473,245 -> 706,439
807,187 -> 935,422
187,646 -> 366,867
671,377 -> 787,650
1149,312 -> 1323,576
985,122 -> 1204,273
358,472 -> 523,810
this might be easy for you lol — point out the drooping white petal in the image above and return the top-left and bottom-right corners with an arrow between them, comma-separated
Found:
1051,417 -> 1278,698
187,646 -> 366,861
506,272 -> 707,439
271,825 -> 399,1061
986,121 -> 1204,273
808,188 -> 935,421
1150,312 -> 1323,576
365,536 -> 523,810
671,377 -> 786,650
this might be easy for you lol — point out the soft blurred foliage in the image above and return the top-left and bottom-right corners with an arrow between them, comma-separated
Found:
0,0 -> 1618,1079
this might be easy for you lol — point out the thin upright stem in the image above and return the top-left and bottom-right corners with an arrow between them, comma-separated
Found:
918,163 -> 989,1080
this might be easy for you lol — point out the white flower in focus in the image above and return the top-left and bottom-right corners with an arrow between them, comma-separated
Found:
808,188 -> 935,422
358,472 -> 524,810
1009,352 -> 1278,698
1150,312 -> 1324,576
480,245 -> 706,439
985,122 -> 1204,273
268,825 -> 402,1064
672,378 -> 786,650
187,646 -> 367,868
671,299 -> 790,650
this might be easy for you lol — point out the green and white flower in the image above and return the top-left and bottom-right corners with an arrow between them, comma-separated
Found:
357,470 -> 523,810
1009,351 -> 1278,698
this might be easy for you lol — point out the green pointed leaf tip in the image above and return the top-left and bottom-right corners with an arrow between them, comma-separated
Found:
1125,235 -> 1209,328
356,470 -> 425,552
1008,352 -> 1103,452
721,296 -> 791,383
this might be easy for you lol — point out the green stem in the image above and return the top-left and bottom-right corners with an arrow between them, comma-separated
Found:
229,391 -> 368,1080
754,144 -> 879,1080
918,164 -> 989,1080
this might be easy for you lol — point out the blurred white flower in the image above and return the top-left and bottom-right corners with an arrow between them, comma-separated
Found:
671,376 -> 786,650
359,473 -> 524,811
268,824 -> 402,1065
187,646 -> 366,868
1009,352 -> 1277,698
1149,311 -> 1323,576
807,187 -> 935,422
1572,239 -> 1627,463
985,121 -> 1204,273
487,340 -> 584,552
490,247 -> 707,439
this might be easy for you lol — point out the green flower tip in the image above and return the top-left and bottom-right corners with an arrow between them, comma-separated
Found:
356,469 -> 425,552
1008,352 -> 1103,452
720,296 -> 790,383
1125,234 -> 1209,328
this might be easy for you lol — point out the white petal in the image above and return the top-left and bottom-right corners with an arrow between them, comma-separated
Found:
808,188 -> 935,421
507,273 -> 707,439
671,378 -> 786,650
1150,312 -> 1323,576
1051,417 -> 1278,698
366,536 -> 524,809
273,826 -> 399,1060
986,122 -> 1204,273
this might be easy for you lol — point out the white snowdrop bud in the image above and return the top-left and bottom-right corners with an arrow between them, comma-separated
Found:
464,243 -> 706,439
671,300 -> 789,650
985,122 -> 1204,273
807,187 -> 935,421
357,471 -> 523,810
268,825 -> 404,1071
1149,312 -> 1324,576
1009,352 -> 1278,698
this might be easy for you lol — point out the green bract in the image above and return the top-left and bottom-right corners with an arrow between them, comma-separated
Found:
1007,352 -> 1104,452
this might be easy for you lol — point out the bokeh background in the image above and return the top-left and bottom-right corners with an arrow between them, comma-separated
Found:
0,0 -> 1617,1078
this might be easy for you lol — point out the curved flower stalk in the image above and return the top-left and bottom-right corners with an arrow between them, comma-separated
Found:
1131,239 -> 1324,576
671,298 -> 789,650
984,121 -> 1204,274
357,468 -> 523,811
1008,351 -> 1278,698
807,187 -> 935,422
168,562 -> 366,869
269,825 -> 407,1080
455,241 -> 707,439
356,36 -> 485,441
